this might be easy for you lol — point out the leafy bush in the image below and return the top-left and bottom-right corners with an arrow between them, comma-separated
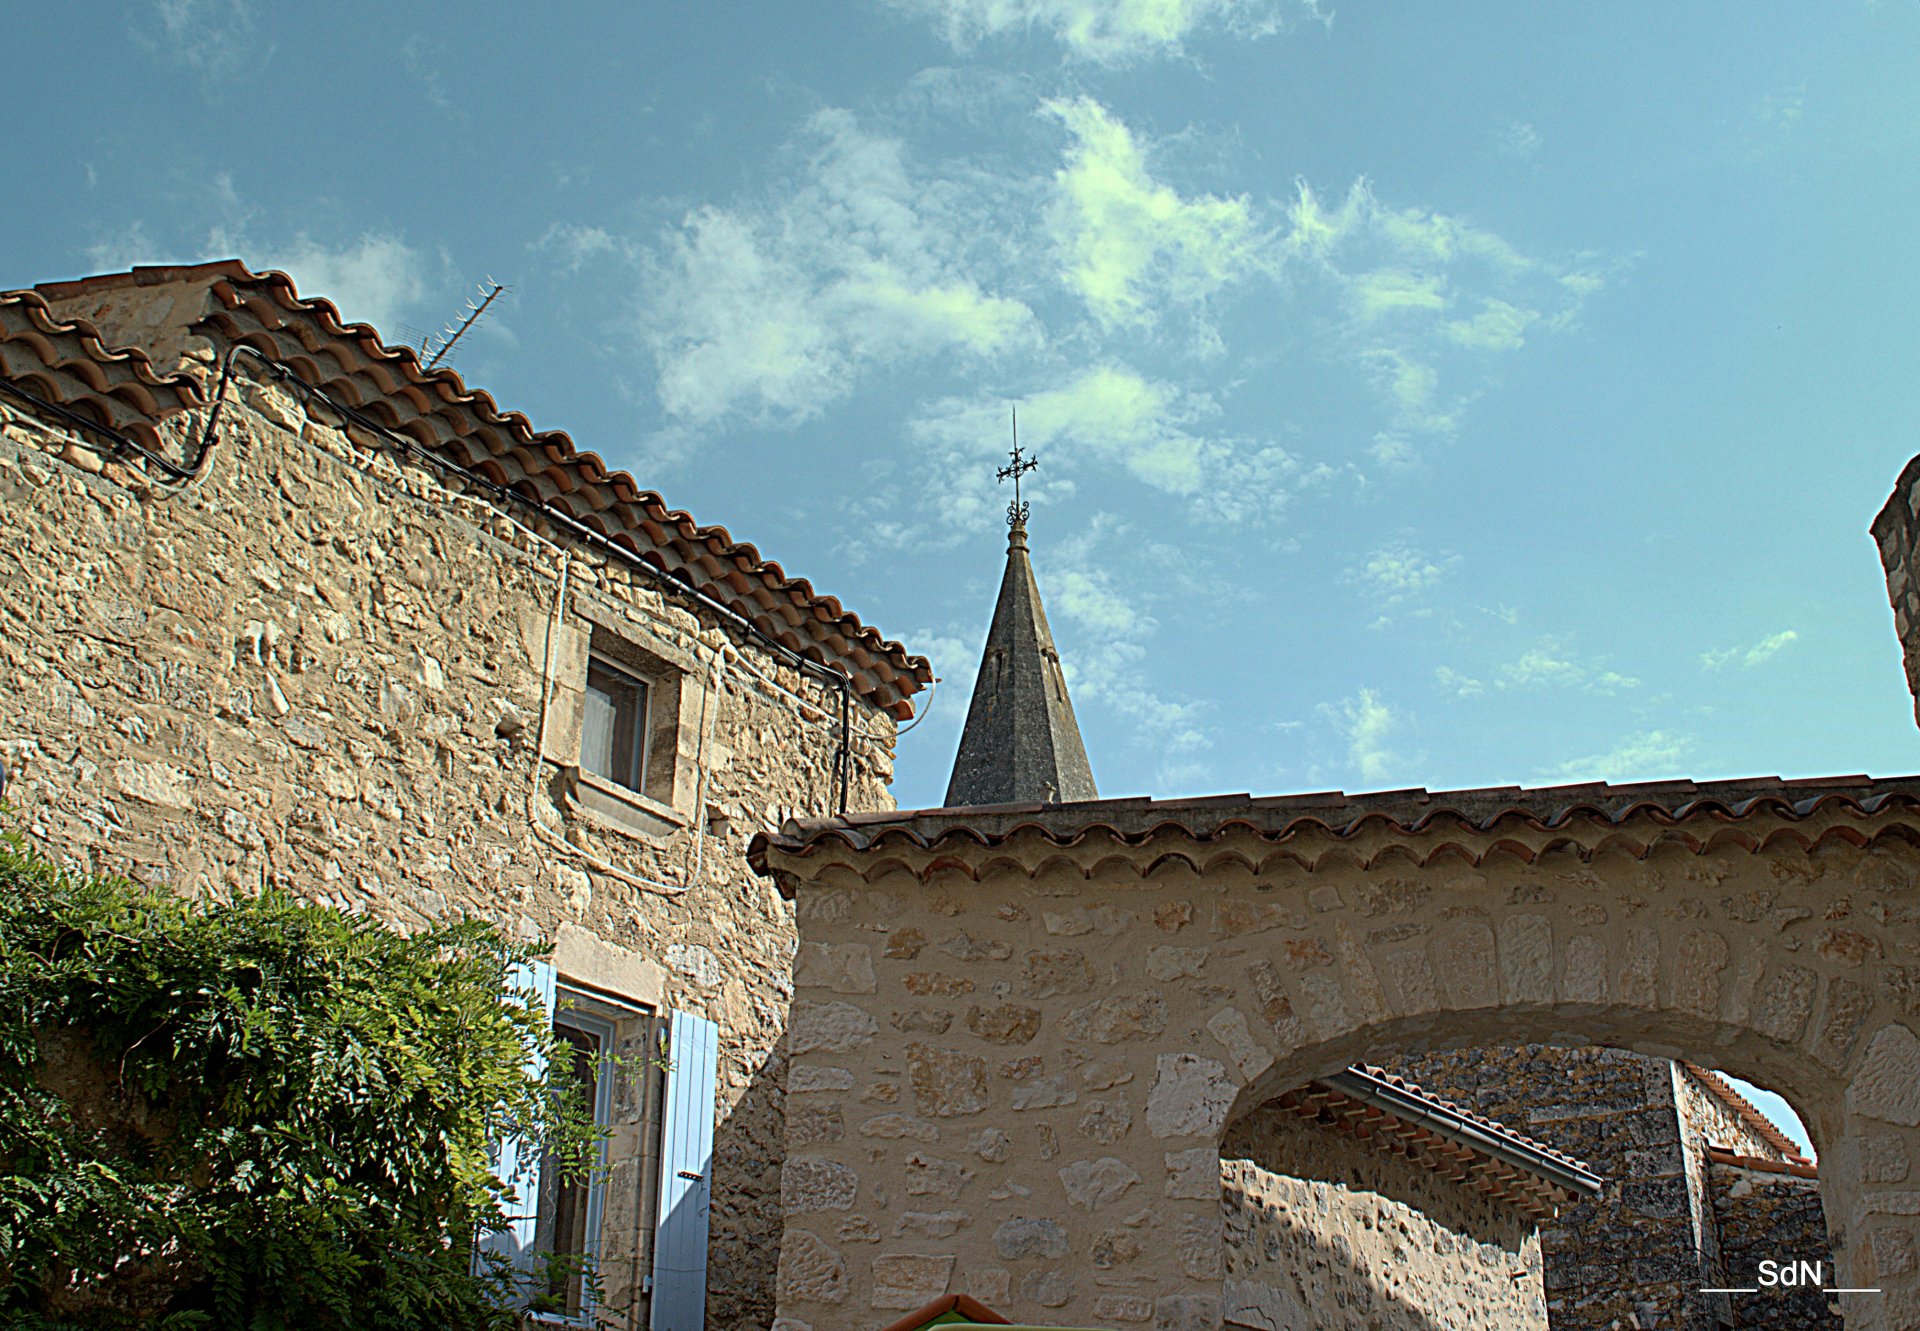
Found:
0,826 -> 595,1330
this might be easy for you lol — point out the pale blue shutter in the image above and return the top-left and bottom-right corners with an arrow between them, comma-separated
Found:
477,958 -> 556,1284
651,1010 -> 719,1331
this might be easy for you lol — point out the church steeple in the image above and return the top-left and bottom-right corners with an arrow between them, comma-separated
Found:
944,437 -> 1098,807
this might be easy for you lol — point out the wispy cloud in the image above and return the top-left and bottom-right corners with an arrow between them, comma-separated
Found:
1044,520 -> 1215,786
1495,120 -> 1542,160
1435,639 -> 1639,698
907,367 -> 1311,529
1701,629 -> 1799,671
1322,687 -> 1403,784
1044,96 -> 1264,330
84,175 -> 432,334
1543,729 -> 1693,784
634,108 -> 1039,428
1278,178 -> 1605,453
883,0 -> 1315,64
135,0 -> 273,81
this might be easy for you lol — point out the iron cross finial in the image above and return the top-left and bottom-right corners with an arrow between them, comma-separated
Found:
996,407 -> 1038,527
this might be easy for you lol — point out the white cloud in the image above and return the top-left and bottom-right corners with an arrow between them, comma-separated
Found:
1322,688 -> 1402,784
1279,178 -> 1604,452
636,108 -> 1039,426
1701,629 -> 1800,671
137,0 -> 272,80
1544,730 -> 1693,784
884,0 -> 1313,63
259,233 -> 430,333
1044,97 -> 1264,329
1353,542 -> 1452,606
1436,639 -> 1639,698
84,178 -> 431,336
1496,121 -> 1542,160
908,366 -> 1305,527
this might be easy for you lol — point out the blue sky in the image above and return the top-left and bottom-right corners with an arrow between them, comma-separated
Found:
10,2 -> 1917,1150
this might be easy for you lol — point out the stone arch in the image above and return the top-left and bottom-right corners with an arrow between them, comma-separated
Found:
754,781 -> 1920,1330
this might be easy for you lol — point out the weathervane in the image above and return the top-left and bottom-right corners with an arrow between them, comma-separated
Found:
996,407 -> 1038,527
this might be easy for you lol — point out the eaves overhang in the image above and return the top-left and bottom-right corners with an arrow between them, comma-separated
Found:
749,773 -> 1920,895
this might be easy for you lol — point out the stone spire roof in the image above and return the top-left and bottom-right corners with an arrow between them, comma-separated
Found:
944,517 -> 1098,807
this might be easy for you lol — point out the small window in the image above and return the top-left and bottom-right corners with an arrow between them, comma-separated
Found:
582,655 -> 649,794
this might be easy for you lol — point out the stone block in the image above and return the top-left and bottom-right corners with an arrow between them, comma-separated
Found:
1057,1156 -> 1141,1210
1848,1024 -> 1920,1126
870,1253 -> 955,1309
782,1156 -> 859,1213
777,1230 -> 848,1304
907,1043 -> 990,1117
992,1216 -> 1069,1260
794,942 -> 877,993
1146,1053 -> 1236,1139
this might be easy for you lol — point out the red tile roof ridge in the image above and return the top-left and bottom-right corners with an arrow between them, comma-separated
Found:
1681,1064 -> 1810,1164
751,777 -> 1920,885
0,286 -> 207,408
34,263 -> 930,716
1705,1147 -> 1819,1180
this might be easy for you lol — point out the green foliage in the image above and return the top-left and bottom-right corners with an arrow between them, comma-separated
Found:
0,824 -> 598,1330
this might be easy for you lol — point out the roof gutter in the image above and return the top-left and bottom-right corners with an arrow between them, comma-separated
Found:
1324,1065 -> 1604,1198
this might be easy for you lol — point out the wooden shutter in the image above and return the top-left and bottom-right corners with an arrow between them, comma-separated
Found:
476,958 -> 556,1284
650,1010 -> 719,1331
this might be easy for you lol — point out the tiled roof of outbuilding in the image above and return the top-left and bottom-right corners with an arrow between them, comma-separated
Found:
749,773 -> 1920,885
1682,1064 -> 1811,1164
0,288 -> 205,451
1271,1064 -> 1603,1218
29,262 -> 932,718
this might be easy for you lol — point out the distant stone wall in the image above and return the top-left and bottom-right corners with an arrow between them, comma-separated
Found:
1388,1045 -> 1713,1331
1710,1160 -> 1841,1330
1873,455 -> 1920,726
0,374 -> 901,1329
1220,1101 -> 1547,1331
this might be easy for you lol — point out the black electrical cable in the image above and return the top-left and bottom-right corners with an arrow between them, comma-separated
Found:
199,344 -> 864,815
0,378 -> 208,482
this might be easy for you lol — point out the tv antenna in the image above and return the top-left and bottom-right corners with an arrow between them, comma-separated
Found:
419,278 -> 507,370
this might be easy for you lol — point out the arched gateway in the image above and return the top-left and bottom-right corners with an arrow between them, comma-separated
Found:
751,780 -> 1920,1330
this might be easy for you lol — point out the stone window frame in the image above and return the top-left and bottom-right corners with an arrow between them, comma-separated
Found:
546,589 -> 706,839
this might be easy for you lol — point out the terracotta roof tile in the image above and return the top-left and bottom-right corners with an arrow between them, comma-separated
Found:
0,288 -> 204,453
1706,1147 -> 1819,1180
31,262 -> 930,717
749,773 -> 1920,883
1682,1064 -> 1810,1164
1273,1065 -> 1601,1218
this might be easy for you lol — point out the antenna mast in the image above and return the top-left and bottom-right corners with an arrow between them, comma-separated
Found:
421,278 -> 507,370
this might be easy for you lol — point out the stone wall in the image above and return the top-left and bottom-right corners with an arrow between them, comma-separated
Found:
1710,1160 -> 1841,1330
760,801 -> 1920,1331
1389,1045 -> 1711,1331
0,372 -> 902,1329
1873,455 -> 1920,727
1220,1101 -> 1547,1330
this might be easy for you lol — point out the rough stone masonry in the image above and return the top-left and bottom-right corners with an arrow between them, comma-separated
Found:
752,784 -> 1920,1331
0,268 -> 926,1328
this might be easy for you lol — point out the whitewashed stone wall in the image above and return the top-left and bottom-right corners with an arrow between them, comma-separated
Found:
0,379 -> 902,1329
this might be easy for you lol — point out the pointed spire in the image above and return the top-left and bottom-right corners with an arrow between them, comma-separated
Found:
944,440 -> 1098,807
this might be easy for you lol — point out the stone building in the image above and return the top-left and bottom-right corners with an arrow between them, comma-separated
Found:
753,498 -> 1920,1330
1221,1063 -> 1600,1330
0,261 -> 930,1329
1394,1047 -> 1837,1330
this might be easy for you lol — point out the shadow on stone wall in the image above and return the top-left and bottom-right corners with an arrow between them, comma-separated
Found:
1223,1179 -> 1529,1331
707,1032 -> 790,1329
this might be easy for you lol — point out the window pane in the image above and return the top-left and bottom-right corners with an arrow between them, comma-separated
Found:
583,658 -> 647,791
539,1023 -> 602,1317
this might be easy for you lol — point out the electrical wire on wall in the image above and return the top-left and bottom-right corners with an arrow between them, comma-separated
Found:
3,347 -> 916,882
